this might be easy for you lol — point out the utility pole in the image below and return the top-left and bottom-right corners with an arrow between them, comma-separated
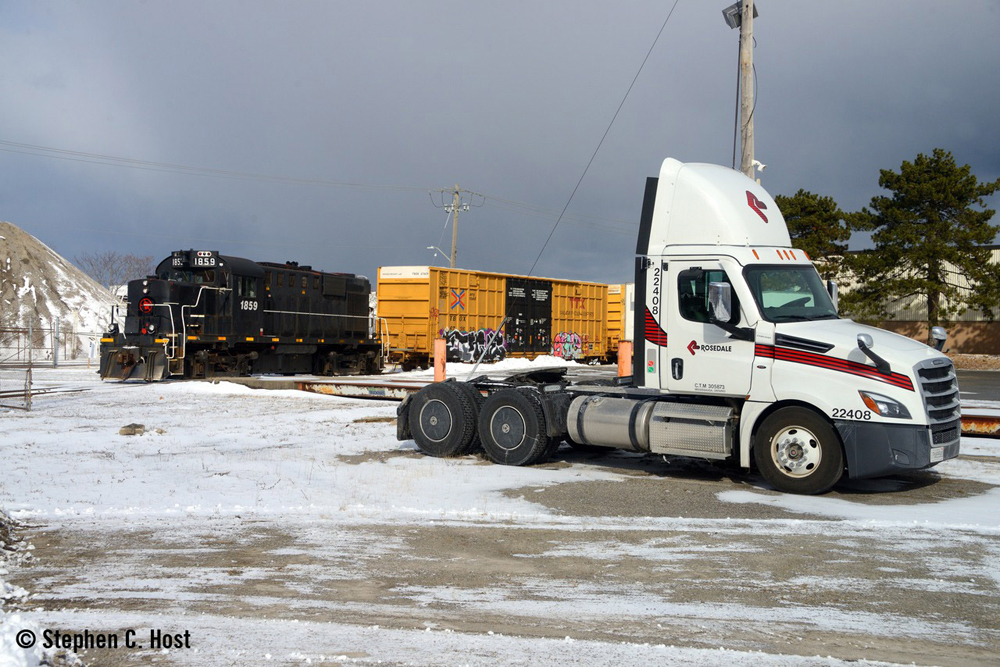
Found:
430,185 -> 484,269
739,0 -> 754,179
449,184 -> 462,269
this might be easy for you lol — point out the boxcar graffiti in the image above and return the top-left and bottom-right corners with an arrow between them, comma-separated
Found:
552,331 -> 584,359
440,327 -> 507,363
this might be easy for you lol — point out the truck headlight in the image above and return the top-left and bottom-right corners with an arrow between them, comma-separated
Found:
859,391 -> 911,419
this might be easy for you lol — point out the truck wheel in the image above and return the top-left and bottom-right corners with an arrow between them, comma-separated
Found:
478,389 -> 550,466
453,382 -> 484,454
754,407 -> 844,494
410,383 -> 477,458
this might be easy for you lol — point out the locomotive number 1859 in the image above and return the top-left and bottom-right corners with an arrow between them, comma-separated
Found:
239,300 -> 258,311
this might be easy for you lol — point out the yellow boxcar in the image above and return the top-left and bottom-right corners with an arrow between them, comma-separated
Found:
605,283 -> 625,358
377,266 -> 607,369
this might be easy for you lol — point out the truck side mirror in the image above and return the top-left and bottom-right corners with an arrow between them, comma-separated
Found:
930,326 -> 947,351
827,280 -> 839,311
708,282 -> 732,323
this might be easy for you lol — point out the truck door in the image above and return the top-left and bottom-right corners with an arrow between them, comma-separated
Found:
664,261 -> 754,397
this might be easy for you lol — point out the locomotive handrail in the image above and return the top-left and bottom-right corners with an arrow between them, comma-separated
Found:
378,317 -> 390,366
179,286 -> 232,362
261,309 -> 371,318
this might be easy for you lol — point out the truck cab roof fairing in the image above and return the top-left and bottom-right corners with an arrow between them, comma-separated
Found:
638,158 -> 791,255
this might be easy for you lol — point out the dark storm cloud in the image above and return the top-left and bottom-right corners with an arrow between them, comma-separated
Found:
1,1 -> 997,285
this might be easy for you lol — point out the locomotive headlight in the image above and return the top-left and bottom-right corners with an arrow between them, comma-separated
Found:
147,324 -> 155,333
143,280 -> 148,286
859,391 -> 911,419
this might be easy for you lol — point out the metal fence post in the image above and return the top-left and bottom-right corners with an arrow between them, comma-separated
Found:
53,316 -> 59,367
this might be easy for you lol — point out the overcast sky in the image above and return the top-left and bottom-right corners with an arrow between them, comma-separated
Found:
1,1 -> 998,286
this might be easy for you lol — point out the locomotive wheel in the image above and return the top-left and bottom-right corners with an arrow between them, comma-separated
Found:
478,389 -> 550,466
753,407 -> 844,495
409,382 -> 477,458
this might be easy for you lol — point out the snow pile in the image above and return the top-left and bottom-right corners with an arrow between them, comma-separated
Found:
0,221 -> 114,355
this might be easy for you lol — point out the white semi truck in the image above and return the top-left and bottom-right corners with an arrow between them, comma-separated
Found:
396,158 -> 961,494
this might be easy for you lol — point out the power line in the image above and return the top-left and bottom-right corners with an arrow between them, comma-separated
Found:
0,137 -> 639,235
523,0 -> 681,278
0,138 -> 428,192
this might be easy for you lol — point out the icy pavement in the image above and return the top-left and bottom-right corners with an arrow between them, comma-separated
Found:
1,363 -> 998,666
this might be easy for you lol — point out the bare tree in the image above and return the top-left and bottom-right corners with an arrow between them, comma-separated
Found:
75,251 -> 155,301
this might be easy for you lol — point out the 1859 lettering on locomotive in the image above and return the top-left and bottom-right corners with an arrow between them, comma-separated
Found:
99,250 -> 383,380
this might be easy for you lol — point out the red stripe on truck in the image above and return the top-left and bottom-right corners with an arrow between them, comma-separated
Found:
755,344 -> 914,391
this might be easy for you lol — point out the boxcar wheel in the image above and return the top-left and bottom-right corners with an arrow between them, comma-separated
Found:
478,389 -> 550,466
409,382 -> 477,458
754,407 -> 844,495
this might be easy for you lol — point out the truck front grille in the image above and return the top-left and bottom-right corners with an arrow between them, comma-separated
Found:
915,359 -> 961,449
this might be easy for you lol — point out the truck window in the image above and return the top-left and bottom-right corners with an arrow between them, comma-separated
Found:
744,265 -> 839,323
678,268 -> 739,324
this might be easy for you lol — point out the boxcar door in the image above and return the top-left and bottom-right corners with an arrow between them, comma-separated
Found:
505,278 -> 552,355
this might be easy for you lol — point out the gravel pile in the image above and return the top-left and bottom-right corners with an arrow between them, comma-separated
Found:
948,353 -> 1000,370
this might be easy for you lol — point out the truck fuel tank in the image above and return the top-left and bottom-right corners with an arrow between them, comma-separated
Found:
568,395 -> 735,459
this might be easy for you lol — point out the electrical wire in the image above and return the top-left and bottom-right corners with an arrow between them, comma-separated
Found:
523,0 -> 681,278
465,0 -> 681,378
0,137 -> 638,235
0,139 -> 429,192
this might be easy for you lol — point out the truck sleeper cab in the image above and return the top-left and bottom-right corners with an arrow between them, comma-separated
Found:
396,158 -> 961,495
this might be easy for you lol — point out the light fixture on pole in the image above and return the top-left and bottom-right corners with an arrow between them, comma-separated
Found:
722,1 -> 757,29
426,246 -> 450,266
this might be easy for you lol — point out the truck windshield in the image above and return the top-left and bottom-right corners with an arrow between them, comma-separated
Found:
744,265 -> 839,323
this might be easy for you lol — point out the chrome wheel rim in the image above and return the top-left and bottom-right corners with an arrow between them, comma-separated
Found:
770,425 -> 821,478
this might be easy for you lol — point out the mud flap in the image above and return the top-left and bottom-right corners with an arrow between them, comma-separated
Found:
396,395 -> 413,441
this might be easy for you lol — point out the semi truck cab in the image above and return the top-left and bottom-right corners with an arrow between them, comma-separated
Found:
398,158 -> 961,494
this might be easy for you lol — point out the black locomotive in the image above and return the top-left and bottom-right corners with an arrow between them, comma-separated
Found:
99,249 -> 383,380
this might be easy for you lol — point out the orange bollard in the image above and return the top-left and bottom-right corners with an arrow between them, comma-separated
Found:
617,341 -> 632,377
434,338 -> 447,382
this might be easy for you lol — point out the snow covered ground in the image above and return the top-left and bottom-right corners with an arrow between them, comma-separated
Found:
1,361 -> 999,666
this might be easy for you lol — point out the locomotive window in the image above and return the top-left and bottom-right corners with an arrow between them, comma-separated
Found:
264,271 -> 272,287
237,276 -> 257,298
277,272 -> 285,287
301,276 -> 307,289
313,276 -> 320,290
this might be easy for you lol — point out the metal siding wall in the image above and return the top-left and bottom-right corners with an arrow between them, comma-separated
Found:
841,248 -> 1000,323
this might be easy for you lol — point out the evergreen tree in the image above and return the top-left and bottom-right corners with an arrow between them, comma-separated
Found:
774,189 -> 850,280
843,148 -> 1000,333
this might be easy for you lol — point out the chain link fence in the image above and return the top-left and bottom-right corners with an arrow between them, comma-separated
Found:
0,325 -> 104,411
